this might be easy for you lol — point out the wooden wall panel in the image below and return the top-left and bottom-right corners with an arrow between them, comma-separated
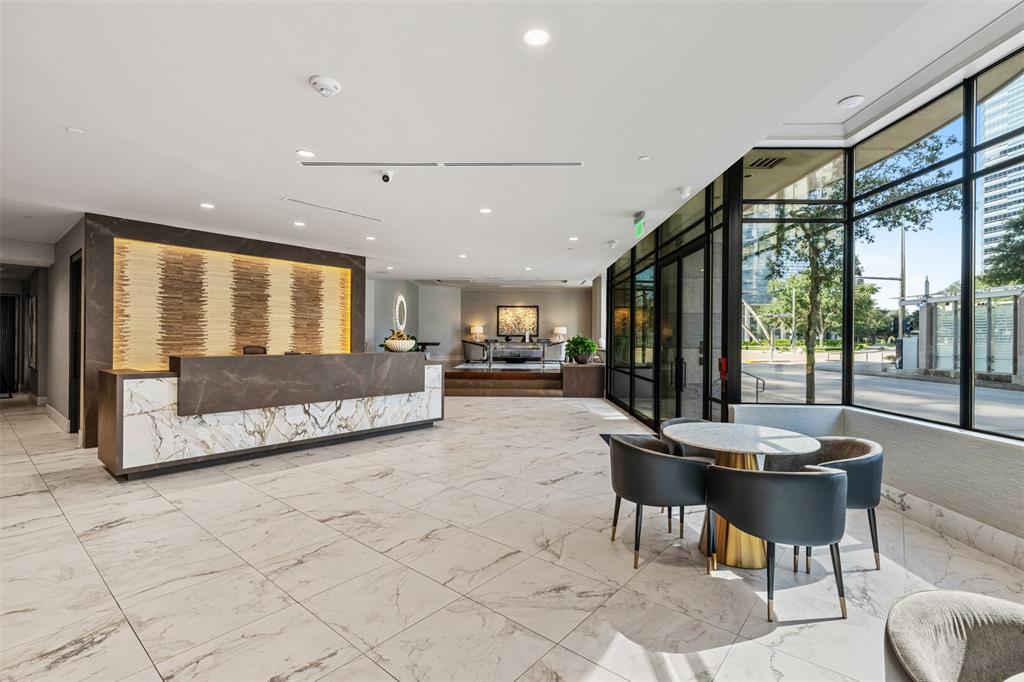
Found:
112,238 -> 352,369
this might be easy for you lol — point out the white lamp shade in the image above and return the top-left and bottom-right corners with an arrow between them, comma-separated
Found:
470,325 -> 484,335
553,326 -> 568,335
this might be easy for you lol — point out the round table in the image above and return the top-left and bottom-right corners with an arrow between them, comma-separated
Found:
661,422 -> 820,570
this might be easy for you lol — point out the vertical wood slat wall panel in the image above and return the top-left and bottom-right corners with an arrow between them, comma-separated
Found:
112,238 -> 352,370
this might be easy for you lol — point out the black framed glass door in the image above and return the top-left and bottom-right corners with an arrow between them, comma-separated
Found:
658,244 -> 706,423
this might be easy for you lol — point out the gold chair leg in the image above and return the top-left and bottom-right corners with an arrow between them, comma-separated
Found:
712,553 -> 718,570
633,549 -> 639,569
805,551 -> 811,574
793,546 -> 798,572
668,513 -> 672,533
839,596 -> 847,619
610,524 -> 617,542
874,552 -> 881,570
706,555 -> 712,574
767,599 -> 774,622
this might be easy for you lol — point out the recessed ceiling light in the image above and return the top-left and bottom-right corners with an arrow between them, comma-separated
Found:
568,236 -> 579,241
524,266 -> 533,271
459,254 -> 468,259
523,28 -> 550,46
638,155 -> 651,162
293,221 -> 306,228
365,236 -> 376,241
386,266 -> 394,270
837,95 -> 865,110
65,127 -> 85,134
199,202 -> 215,209
295,149 -> 316,159
479,208 -> 492,214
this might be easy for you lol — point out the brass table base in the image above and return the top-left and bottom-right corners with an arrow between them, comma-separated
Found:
699,452 -> 767,569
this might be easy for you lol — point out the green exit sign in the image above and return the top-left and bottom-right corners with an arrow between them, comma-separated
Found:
633,211 -> 646,237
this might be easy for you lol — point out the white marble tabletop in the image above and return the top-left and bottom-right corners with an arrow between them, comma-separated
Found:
662,422 -> 820,456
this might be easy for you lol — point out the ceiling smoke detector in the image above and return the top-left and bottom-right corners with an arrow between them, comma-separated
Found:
308,75 -> 342,98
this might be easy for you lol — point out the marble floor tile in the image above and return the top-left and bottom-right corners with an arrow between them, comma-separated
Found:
714,638 -> 855,681
254,534 -> 393,601
521,487 -> 613,527
370,598 -> 553,682
470,508 -> 579,554
376,475 -> 452,508
215,509 -> 342,565
320,654 -> 398,681
418,487 -> 514,528
466,475 -> 554,507
426,464 -> 506,490
362,448 -> 461,477
537,526 -> 661,587
560,589 -> 735,682
469,556 -> 616,641
302,563 -> 459,652
156,605 -> 359,682
518,646 -> 627,682
340,505 -> 460,559
123,565 -> 293,661
399,530 -> 526,594
0,611 -> 153,682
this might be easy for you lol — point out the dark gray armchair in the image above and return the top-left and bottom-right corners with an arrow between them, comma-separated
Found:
706,464 -> 849,621
659,416 -> 711,458
462,339 -> 489,363
765,437 -> 884,571
609,434 -> 714,570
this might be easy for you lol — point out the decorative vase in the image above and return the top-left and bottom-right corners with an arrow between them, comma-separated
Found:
574,354 -> 589,364
385,339 -> 416,352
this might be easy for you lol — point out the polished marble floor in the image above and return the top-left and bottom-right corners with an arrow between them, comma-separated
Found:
1,394 -> 1022,681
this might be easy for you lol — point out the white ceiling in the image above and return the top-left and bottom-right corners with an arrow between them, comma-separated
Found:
1,1 -> 1020,283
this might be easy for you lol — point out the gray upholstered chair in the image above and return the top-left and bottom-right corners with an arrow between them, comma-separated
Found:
659,416 -> 711,458
609,434 -> 714,570
765,437 -> 884,572
885,591 -> 1024,682
706,464 -> 849,621
462,339 -> 489,363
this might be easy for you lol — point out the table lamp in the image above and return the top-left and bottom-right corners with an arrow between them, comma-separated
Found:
553,326 -> 568,342
470,325 -> 484,342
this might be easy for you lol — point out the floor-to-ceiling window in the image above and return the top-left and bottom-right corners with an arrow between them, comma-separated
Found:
741,149 -> 846,404
608,46 -> 1023,441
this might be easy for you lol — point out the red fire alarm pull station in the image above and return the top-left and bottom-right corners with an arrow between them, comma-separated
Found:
718,357 -> 728,382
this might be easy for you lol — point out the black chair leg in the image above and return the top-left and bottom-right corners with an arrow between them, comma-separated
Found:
867,507 -> 880,570
766,541 -> 776,622
679,506 -> 684,538
705,509 -> 716,573
829,542 -> 847,619
667,507 -> 672,533
611,495 -> 621,542
633,503 -> 643,569
792,545 -> 799,572
805,545 -> 812,573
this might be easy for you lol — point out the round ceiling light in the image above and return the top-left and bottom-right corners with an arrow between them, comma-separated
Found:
837,95 -> 865,110
458,254 -> 468,259
365,236 -> 376,241
523,28 -> 550,46
638,155 -> 651,162
293,221 -> 306,227
199,202 -> 215,209
295,150 -> 315,159
524,266 -> 533,271
479,208 -> 492,214
65,127 -> 85,134
386,266 -> 395,271
569,236 -> 579,241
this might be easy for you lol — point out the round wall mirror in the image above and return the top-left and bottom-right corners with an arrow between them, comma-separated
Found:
394,294 -> 408,332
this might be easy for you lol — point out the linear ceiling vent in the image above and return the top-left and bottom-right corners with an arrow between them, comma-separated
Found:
747,156 -> 786,169
282,196 -> 381,222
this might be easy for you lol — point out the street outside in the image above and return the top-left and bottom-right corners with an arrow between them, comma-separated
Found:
741,350 -> 1024,438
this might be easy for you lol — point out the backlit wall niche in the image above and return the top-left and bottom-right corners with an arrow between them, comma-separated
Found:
113,238 -> 352,370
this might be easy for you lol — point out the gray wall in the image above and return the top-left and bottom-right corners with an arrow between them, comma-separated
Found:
461,287 -> 592,343
26,268 -> 48,397
46,219 -> 84,422
418,284 -> 462,361
364,278 -> 376,353
372,279 -> 420,349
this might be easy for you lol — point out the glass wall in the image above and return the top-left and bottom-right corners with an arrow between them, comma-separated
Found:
741,149 -> 845,404
607,46 -> 1024,440
973,49 -> 1024,438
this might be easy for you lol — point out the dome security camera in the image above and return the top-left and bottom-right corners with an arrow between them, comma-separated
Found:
381,169 -> 395,183
308,75 -> 341,98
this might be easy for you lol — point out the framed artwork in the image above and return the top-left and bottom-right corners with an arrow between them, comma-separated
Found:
27,295 -> 37,370
497,305 -> 539,337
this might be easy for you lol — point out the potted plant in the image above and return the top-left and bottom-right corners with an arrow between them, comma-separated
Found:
380,329 -> 417,352
565,334 -> 598,364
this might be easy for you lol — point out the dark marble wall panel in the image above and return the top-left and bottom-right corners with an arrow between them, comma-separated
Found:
83,214 -> 366,448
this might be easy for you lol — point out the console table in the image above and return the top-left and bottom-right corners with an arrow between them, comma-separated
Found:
487,340 -> 547,368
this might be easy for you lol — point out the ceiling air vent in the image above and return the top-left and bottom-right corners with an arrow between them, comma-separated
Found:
747,156 -> 786,169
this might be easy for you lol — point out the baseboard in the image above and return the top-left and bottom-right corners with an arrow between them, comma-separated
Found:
29,393 -> 47,406
46,404 -> 70,433
881,483 -> 1024,570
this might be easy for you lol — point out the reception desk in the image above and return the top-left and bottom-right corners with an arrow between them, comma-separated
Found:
97,353 -> 443,476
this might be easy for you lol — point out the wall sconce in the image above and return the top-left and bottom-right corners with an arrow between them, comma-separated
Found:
470,325 -> 484,342
553,326 -> 567,342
